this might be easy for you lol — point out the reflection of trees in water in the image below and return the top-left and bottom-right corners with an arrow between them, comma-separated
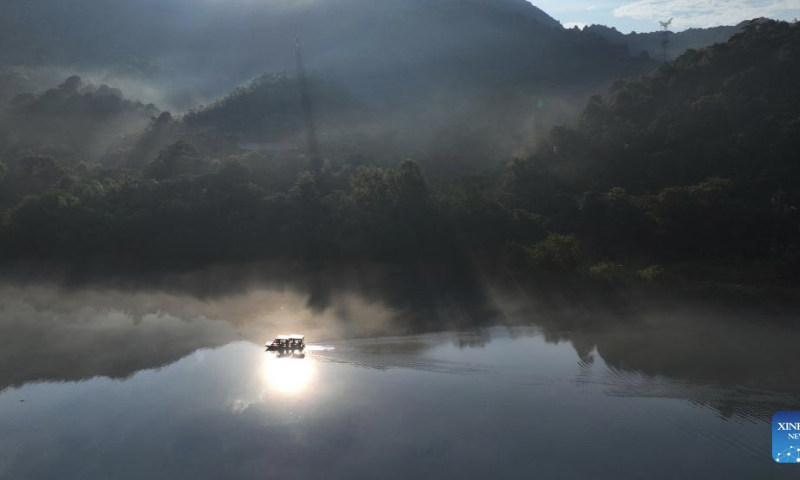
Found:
0,261 -> 498,390
455,330 -> 491,349
0,307 -> 239,392
527,302 -> 800,421
3,262 -> 800,425
690,397 -> 782,424
6,260 -> 499,330
302,261 -> 499,332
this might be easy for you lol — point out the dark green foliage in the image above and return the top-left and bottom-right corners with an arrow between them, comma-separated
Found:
549,21 -> 800,196
343,161 -> 441,259
0,20 -> 799,287
524,233 -> 582,272
0,156 -> 441,265
577,187 -> 652,260
0,154 -> 67,207
504,20 -> 800,278
636,265 -> 666,283
588,261 -> 621,281
112,111 -> 180,171
436,173 -> 533,249
183,73 -> 357,140
143,141 -> 211,180
647,178 -> 765,261
770,189 -> 800,274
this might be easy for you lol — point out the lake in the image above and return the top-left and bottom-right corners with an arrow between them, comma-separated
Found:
1,280 -> 799,479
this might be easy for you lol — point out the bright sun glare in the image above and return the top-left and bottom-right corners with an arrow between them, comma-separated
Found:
262,355 -> 315,395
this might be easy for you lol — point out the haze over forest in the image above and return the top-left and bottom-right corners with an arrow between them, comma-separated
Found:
0,0 -> 799,303
5,5 -> 800,480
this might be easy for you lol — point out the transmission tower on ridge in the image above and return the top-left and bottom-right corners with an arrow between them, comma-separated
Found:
293,29 -> 320,161
659,18 -> 673,62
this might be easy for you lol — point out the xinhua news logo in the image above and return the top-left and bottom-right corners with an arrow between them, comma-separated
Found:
773,412 -> 800,463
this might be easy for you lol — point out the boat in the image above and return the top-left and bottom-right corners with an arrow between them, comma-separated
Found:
265,334 -> 305,352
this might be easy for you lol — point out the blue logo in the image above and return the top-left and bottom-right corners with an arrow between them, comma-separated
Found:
773,412 -> 800,463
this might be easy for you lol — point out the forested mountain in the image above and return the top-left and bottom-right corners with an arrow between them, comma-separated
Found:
506,20 -> 800,275
531,20 -> 800,195
0,0 -> 662,175
0,20 -> 798,289
0,0 -> 648,107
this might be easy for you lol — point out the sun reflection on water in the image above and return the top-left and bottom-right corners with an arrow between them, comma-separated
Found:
262,353 -> 315,395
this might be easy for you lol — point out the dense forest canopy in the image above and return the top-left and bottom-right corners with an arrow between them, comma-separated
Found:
0,2 -> 797,293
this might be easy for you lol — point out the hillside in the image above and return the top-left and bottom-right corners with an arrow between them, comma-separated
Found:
0,21 -> 799,286
0,0 -> 660,174
183,73 -> 359,140
536,20 -> 800,194
0,0 -> 649,104
504,20 -> 800,273
469,0 -> 562,28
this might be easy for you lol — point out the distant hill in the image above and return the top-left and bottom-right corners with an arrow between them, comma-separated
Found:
469,0 -> 562,28
0,0 -> 646,101
0,0 -> 658,175
582,20 -> 768,60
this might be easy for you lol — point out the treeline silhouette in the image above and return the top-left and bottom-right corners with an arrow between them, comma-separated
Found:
1,20 -> 798,288
583,21 -> 748,60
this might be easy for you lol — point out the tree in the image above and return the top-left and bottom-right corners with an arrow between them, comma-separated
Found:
143,141 -> 209,180
525,233 -> 581,271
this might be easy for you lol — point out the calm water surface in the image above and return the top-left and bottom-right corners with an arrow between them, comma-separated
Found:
1,283 -> 799,479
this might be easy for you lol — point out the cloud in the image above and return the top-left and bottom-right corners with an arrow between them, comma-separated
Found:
613,0 -> 800,28
564,21 -> 589,28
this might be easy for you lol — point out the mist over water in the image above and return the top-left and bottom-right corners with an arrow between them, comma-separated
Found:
1,264 -> 798,395
1,270 -> 798,479
2,1 -> 800,477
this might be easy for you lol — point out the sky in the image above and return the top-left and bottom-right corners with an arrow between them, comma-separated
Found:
529,0 -> 800,32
